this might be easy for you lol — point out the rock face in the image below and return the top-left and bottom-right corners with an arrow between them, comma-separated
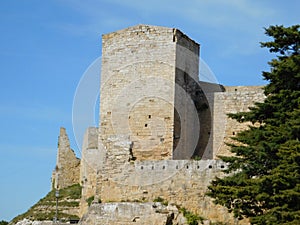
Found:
79,202 -> 187,225
52,127 -> 80,190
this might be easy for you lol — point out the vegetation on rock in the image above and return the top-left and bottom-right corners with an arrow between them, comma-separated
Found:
179,207 -> 204,225
207,25 -> 300,224
11,184 -> 81,224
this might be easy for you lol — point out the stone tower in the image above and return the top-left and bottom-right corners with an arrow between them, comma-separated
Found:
99,25 -> 209,161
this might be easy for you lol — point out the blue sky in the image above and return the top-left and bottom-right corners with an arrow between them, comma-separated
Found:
0,0 -> 298,221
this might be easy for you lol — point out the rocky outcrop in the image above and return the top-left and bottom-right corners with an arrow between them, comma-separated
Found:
79,202 -> 188,225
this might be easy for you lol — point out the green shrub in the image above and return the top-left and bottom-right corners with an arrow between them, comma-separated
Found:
86,196 -> 94,206
180,207 -> 204,225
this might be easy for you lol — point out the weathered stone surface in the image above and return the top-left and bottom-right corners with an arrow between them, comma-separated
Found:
99,25 -> 202,161
52,127 -> 80,190
91,25 -> 263,224
79,127 -> 100,216
79,202 -> 187,225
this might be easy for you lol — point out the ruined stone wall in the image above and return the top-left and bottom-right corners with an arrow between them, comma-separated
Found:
79,127 -> 100,216
52,127 -> 80,190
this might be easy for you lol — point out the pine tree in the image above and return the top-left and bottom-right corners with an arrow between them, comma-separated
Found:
207,25 -> 300,224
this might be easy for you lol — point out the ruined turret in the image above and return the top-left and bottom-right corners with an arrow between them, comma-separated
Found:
52,127 -> 80,190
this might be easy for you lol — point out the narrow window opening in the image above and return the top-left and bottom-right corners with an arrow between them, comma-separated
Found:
141,166 -> 143,170
232,132 -> 235,135
145,124 -> 148,127
162,166 -> 165,169
148,115 -> 151,119
208,165 -> 212,169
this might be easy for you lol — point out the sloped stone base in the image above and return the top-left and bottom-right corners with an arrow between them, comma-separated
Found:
79,202 -> 187,225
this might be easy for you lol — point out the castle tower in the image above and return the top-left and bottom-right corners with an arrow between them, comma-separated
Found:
99,25 -> 207,160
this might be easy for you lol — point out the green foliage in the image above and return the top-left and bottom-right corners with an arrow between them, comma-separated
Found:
86,196 -> 94,206
179,207 -> 204,225
193,156 -> 202,160
153,196 -> 168,206
11,184 -> 82,223
207,25 -> 300,225
0,221 -> 8,225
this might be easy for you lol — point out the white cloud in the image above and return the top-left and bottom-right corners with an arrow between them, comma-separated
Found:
56,0 -> 280,55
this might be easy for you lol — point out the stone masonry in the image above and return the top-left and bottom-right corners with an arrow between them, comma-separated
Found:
49,25 -> 266,224
79,127 -> 100,217
52,127 -> 80,190
92,25 -> 266,224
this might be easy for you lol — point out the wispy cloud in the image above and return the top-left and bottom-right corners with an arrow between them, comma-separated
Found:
55,0 -> 281,56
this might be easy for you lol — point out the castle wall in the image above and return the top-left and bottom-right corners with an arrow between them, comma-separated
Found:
79,202 -> 184,225
212,86 -> 265,157
98,158 -> 242,223
79,127 -> 100,216
197,82 -> 265,158
52,127 -> 80,190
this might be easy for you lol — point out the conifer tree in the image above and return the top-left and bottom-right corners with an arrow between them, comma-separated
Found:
207,25 -> 300,224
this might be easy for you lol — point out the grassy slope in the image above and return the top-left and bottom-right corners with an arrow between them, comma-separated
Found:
11,184 -> 82,224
